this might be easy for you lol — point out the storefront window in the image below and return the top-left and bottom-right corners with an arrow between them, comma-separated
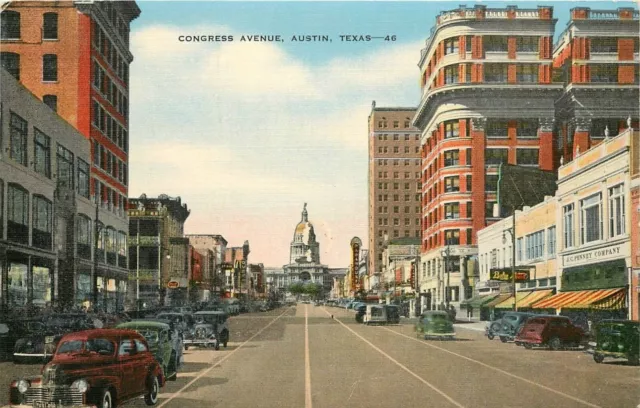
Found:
8,263 -> 27,306
75,273 -> 91,304
32,266 -> 51,307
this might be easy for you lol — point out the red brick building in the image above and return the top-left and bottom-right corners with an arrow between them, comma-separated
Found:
631,130 -> 640,320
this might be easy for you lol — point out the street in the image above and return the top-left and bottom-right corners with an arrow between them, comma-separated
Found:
3,305 -> 639,408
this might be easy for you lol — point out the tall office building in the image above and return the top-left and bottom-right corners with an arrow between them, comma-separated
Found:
368,103 -> 422,287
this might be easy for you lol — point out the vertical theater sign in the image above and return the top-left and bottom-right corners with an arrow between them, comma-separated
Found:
350,237 -> 362,295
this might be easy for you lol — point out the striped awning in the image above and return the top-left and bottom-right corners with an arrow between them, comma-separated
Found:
463,293 -> 499,308
531,288 -> 626,310
483,293 -> 513,308
494,292 -> 532,309
517,289 -> 554,308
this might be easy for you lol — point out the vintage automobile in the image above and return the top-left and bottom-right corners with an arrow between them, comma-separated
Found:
116,320 -> 182,380
13,314 -> 95,364
590,319 -> 640,365
155,313 -> 194,333
354,304 -> 367,324
485,312 -> 537,342
515,315 -> 587,350
415,311 -> 455,340
5,329 -> 164,408
183,322 -> 220,350
0,318 -> 42,362
192,311 -> 230,348
363,304 -> 399,325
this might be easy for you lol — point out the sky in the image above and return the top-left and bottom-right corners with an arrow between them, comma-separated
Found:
127,0 -> 636,268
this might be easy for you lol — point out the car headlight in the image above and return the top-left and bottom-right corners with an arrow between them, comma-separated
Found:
71,379 -> 89,393
16,379 -> 29,394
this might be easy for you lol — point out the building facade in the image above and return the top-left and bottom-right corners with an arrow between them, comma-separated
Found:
631,127 -> 640,320
553,7 -> 639,160
222,241 -> 250,298
0,69 -> 129,312
127,194 -> 190,309
186,234 -> 228,296
368,103 -> 422,281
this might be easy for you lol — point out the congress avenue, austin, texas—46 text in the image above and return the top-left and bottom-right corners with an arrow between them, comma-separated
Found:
177,34 -> 397,43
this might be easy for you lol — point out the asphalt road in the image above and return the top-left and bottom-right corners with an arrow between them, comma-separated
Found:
3,305 -> 639,408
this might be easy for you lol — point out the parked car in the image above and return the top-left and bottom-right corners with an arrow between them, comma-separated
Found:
590,319 -> 640,365
183,321 -> 220,350
515,315 -> 586,350
13,314 -> 95,364
415,311 -> 455,340
5,329 -> 164,408
486,312 -> 537,342
0,318 -> 38,361
155,312 -> 190,334
116,320 -> 182,380
192,311 -> 230,348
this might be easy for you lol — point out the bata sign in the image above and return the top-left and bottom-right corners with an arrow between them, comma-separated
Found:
489,268 -> 530,283
563,244 -> 624,267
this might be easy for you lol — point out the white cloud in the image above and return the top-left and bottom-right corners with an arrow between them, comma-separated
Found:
129,24 -> 419,266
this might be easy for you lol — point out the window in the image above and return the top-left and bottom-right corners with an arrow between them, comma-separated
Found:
57,144 -> 74,189
43,95 -> 57,112
466,202 -> 472,218
444,203 -> 460,219
591,65 -> 617,83
517,119 -> 539,137
484,64 -> 508,83
393,121 -> 399,128
444,176 -> 459,192
581,193 -> 603,244
444,120 -> 459,139
516,238 -> 523,262
485,149 -> 508,165
608,184 -> 625,237
517,64 -> 538,83
516,149 -> 539,166
445,229 -> 460,245
517,36 -> 539,52
7,184 -> 29,245
444,150 -> 459,166
525,230 -> 544,260
43,54 -> 58,82
34,128 -> 51,178
0,52 -> 20,80
466,175 -> 472,191
484,36 -> 508,52
444,37 -> 459,55
466,229 -> 472,244
485,201 -> 496,218
563,204 -> 575,248
591,37 -> 617,53
465,35 -> 473,53
486,120 -> 508,138
485,174 -> 498,192
547,226 -> 556,257
77,159 -> 90,198
43,13 -> 58,40
32,196 -> 52,250
1,11 -> 20,39
444,65 -> 458,84
76,215 -> 92,260
10,112 -> 27,166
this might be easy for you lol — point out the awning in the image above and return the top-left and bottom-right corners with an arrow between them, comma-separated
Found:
462,294 -> 499,308
483,293 -> 513,308
531,288 -> 626,310
517,289 -> 554,308
494,292 -> 532,309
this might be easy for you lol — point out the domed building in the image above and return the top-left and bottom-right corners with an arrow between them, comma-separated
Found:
283,204 -> 329,288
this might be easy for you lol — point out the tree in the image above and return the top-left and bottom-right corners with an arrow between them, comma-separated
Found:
288,282 -> 305,295
303,282 -> 324,299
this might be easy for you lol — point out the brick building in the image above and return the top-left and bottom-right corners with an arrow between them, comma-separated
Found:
368,103 -> 422,281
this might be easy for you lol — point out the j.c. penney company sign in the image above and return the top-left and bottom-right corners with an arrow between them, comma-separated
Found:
563,243 -> 626,267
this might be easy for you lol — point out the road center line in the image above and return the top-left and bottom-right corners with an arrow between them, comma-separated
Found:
305,305 -> 313,408
383,327 -> 602,408
322,308 -> 465,408
158,307 -> 291,408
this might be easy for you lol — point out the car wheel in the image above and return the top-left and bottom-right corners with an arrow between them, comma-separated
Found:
96,389 -> 113,408
500,336 -> 508,343
184,345 -> 189,351
144,375 -> 159,406
548,336 -> 562,351
593,353 -> 604,364
487,334 -> 495,340
524,343 -> 533,350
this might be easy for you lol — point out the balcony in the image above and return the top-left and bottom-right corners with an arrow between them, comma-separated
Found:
127,236 -> 160,246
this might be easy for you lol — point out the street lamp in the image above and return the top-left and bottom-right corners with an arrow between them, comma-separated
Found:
502,209 -> 517,312
440,243 -> 451,309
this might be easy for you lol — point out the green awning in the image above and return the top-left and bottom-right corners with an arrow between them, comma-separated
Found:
463,294 -> 499,308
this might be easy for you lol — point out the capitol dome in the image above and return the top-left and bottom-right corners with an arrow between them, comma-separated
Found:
290,203 -> 319,264
294,203 -> 316,245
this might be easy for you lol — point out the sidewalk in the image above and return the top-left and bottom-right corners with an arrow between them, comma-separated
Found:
453,320 -> 487,332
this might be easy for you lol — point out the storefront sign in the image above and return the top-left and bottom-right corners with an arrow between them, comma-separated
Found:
167,281 -> 179,289
489,268 -> 529,282
351,237 -> 362,291
563,243 -> 625,267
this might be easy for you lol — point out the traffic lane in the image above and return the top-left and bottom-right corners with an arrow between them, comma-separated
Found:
383,323 -> 640,408
129,306 -> 305,408
311,306 -> 466,408
335,313 -> 602,408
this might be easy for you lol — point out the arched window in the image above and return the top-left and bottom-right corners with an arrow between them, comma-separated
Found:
1,11 -> 20,40
0,52 -> 20,80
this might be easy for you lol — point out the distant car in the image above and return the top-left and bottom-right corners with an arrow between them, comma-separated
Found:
192,311 -> 230,348
156,312 -> 190,333
116,320 -> 183,381
415,311 -> 455,340
486,312 -> 537,342
590,319 -> 640,365
5,328 -> 164,408
515,315 -> 586,350
183,322 -> 220,350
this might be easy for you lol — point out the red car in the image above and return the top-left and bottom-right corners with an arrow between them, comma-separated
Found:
515,315 -> 586,350
5,328 -> 164,408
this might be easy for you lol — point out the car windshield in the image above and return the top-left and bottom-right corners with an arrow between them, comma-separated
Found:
57,340 -> 84,354
425,314 -> 449,322
139,330 -> 159,344
195,314 -> 223,324
57,338 -> 115,355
